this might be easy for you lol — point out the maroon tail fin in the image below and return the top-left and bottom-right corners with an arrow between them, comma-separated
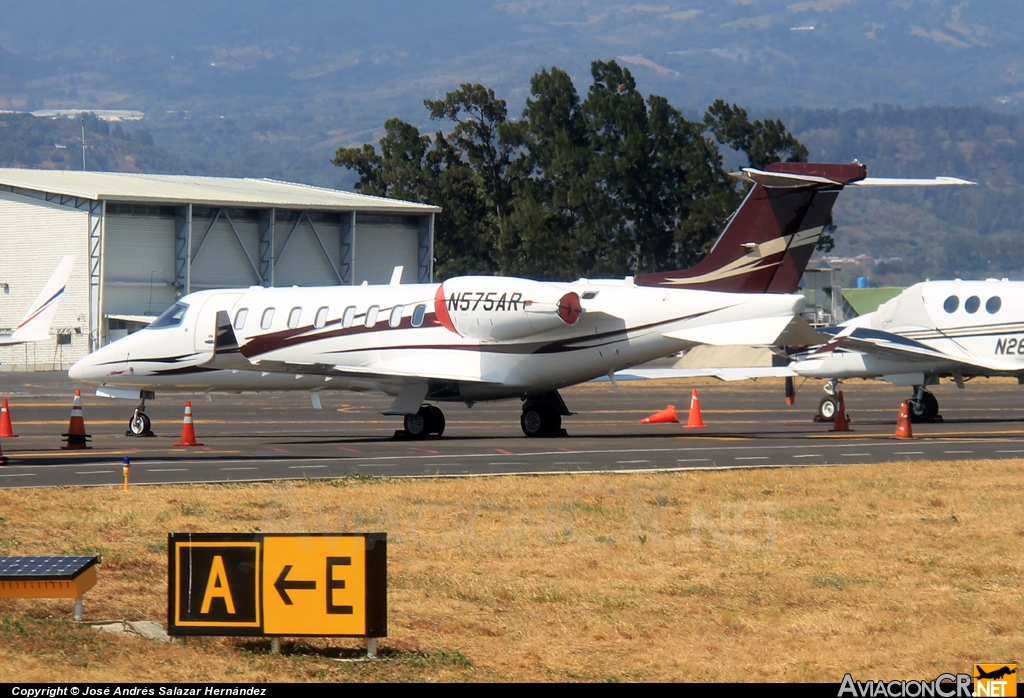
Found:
635,162 -> 867,293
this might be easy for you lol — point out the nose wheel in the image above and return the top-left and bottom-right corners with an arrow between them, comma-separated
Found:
126,393 -> 156,437
127,409 -> 154,437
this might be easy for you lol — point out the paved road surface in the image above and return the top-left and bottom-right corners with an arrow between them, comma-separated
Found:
1,371 -> 1022,488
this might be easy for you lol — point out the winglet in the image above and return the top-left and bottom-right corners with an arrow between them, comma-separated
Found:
9,255 -> 75,343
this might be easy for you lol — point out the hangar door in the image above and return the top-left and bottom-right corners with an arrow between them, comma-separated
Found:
190,208 -> 261,290
104,205 -> 177,317
353,215 -> 420,285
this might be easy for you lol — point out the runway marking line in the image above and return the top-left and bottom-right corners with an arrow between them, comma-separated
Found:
76,470 -> 113,474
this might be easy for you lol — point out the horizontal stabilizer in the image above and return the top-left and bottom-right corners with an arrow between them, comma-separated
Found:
853,176 -> 976,187
664,314 -> 795,347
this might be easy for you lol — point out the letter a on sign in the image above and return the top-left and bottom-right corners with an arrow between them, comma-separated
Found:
169,536 -> 261,632
201,555 -> 236,615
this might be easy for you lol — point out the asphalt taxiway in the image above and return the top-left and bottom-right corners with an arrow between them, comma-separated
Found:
1,371 -> 1023,488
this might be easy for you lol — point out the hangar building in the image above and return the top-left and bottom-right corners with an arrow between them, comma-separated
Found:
0,169 -> 439,371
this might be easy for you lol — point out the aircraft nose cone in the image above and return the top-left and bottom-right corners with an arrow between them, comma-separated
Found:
68,358 -> 91,382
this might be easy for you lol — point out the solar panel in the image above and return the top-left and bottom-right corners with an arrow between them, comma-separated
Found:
0,556 -> 98,581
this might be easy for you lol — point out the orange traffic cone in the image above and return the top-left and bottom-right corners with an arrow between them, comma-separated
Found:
174,401 -> 204,447
894,400 -> 916,440
61,390 -> 92,450
0,398 -> 18,437
685,389 -> 707,429
641,405 -> 679,424
830,391 -> 852,432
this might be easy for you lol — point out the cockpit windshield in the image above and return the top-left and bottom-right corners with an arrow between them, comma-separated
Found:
148,302 -> 189,329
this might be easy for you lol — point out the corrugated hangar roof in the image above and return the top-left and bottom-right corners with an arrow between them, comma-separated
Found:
0,168 -> 440,213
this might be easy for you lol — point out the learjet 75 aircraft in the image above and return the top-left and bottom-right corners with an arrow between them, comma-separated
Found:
68,162 -> 962,437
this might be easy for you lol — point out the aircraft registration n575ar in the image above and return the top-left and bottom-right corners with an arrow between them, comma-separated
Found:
68,162 -> 961,438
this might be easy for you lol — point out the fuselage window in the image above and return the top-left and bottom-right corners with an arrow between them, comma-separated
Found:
287,307 -> 302,329
411,304 -> 426,327
986,296 -> 1002,314
149,302 -> 189,329
261,308 -> 275,330
365,305 -> 379,328
233,308 -> 248,330
389,305 -> 404,328
943,296 -> 959,313
342,306 -> 356,329
314,306 -> 329,329
964,296 -> 980,314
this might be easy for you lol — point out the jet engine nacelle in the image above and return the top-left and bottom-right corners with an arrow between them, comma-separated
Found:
435,276 -> 582,341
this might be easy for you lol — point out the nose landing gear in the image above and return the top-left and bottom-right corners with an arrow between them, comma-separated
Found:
126,391 -> 156,437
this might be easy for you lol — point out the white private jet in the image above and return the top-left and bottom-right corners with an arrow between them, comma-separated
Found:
66,161 -> 921,438
782,279 -> 1024,422
0,255 -> 75,347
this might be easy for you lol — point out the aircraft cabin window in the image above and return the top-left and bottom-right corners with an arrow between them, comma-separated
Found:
150,302 -> 189,329
389,305 -> 404,328
965,296 -> 980,314
365,305 -> 379,328
411,304 -> 426,327
233,308 -> 248,330
261,308 -> 275,330
287,307 -> 302,329
943,296 -> 959,313
314,306 -> 329,329
342,306 -> 356,329
987,296 -> 1002,314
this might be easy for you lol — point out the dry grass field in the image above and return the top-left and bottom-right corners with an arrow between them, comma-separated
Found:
1,460 -> 1022,682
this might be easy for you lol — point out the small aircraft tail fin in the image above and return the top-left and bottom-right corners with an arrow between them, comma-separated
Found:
635,162 -> 867,293
8,255 -> 75,344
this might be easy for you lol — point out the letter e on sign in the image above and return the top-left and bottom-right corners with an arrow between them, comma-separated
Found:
263,535 -> 370,636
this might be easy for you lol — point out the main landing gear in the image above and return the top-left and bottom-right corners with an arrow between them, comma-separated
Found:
909,386 -> 940,423
815,380 -> 941,423
816,379 -> 841,422
126,391 -> 156,437
402,404 -> 446,439
520,391 -> 571,438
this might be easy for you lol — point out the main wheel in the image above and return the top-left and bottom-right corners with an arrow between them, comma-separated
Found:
424,405 -> 446,437
909,391 -> 939,423
128,411 -> 151,436
817,396 -> 837,421
404,410 -> 429,439
521,405 -> 560,437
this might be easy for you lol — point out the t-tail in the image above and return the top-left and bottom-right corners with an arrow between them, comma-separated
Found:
635,162 -> 867,293
634,162 -> 974,294
4,255 -> 75,345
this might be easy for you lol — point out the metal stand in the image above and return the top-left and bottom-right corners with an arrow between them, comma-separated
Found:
367,637 -> 377,659
73,596 -> 84,621
270,637 -> 282,654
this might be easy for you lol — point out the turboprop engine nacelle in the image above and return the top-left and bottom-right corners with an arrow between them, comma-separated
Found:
435,276 -> 582,341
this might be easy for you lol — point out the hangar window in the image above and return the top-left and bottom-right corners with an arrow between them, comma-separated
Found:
261,308 -> 275,329
965,296 -> 980,314
287,307 -> 302,329
234,308 -> 248,330
314,306 -> 329,329
987,297 -> 1002,314
389,305 -> 404,328
411,304 -> 426,327
943,296 -> 959,313
150,302 -> 189,329
365,305 -> 379,329
342,306 -> 356,329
